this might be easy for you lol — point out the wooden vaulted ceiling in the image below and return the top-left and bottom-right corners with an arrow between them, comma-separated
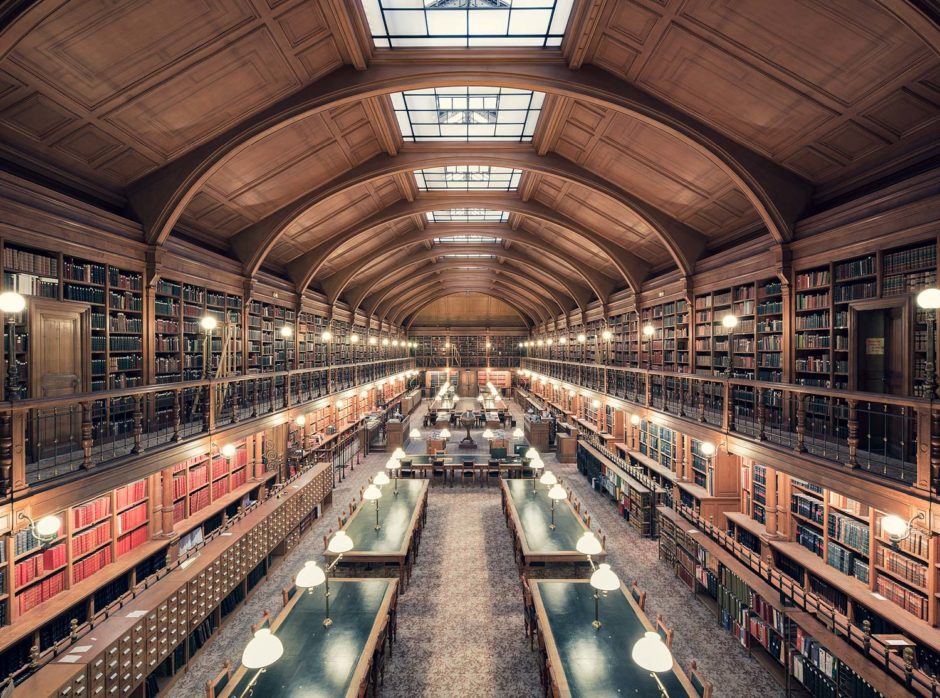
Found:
0,0 -> 937,328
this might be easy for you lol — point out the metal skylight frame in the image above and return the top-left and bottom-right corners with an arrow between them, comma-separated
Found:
415,165 -> 522,191
440,253 -> 497,259
362,0 -> 574,48
433,235 -> 503,244
391,87 -> 544,142
426,209 -> 510,222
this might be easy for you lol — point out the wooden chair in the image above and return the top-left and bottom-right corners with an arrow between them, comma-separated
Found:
630,580 -> 647,611
205,660 -> 232,698
251,610 -> 271,634
282,583 -> 298,608
520,576 -> 536,647
655,614 -> 674,649
487,459 -> 501,484
688,660 -> 713,698
323,527 -> 333,549
461,459 -> 476,486
431,458 -> 446,486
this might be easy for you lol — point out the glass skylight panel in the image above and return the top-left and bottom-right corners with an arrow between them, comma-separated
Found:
391,88 -> 543,141
441,253 -> 496,259
426,209 -> 509,222
415,166 -> 522,191
363,0 -> 574,48
434,235 -> 502,244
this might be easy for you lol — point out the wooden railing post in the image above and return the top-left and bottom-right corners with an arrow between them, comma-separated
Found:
80,400 -> 93,469
678,377 -> 686,417
251,378 -> 259,418
846,399 -> 859,468
756,388 -> 766,441
698,381 -> 706,423
723,381 -> 734,432
795,394 -> 807,453
131,394 -> 143,454
171,388 -> 181,442
202,382 -> 211,433
0,411 -> 11,498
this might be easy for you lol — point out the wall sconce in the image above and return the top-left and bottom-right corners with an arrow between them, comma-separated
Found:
279,325 -> 293,338
881,512 -> 926,548
221,443 -> 237,459
17,511 -> 62,542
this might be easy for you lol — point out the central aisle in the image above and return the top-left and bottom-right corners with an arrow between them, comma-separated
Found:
380,483 -> 542,697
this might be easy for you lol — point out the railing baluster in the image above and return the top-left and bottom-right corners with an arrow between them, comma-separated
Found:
172,389 -> 182,442
80,400 -> 93,468
795,393 -> 807,453
131,395 -> 143,454
756,388 -> 766,441
846,398 -> 858,467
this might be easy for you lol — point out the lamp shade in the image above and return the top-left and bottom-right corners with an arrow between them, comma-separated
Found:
482,429 -> 494,439
880,514 -> 908,540
199,315 -> 218,332
295,561 -> 325,590
327,530 -> 354,554
294,415 -> 306,427
280,325 -> 293,338
630,414 -> 641,426
391,447 -> 406,460
440,429 -> 451,439
917,288 -> 940,310
631,631 -> 673,673
241,628 -> 283,670
512,427 -> 524,438
576,532 -> 603,556
642,324 -> 655,337
539,471 -> 557,486
548,483 -> 567,501
409,428 -> 422,438
529,458 -> 544,472
721,314 -> 739,329
220,443 -> 237,459
477,395 -> 485,402
0,291 -> 26,314
525,447 -> 539,460
34,514 -> 62,540
699,441 -> 716,457
373,471 -> 390,486
363,484 -> 382,501
590,563 -> 620,592
385,457 -> 401,471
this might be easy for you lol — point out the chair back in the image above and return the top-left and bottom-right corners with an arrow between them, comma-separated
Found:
630,580 -> 646,611
655,614 -> 674,649
688,660 -> 713,698
282,584 -> 298,607
205,660 -> 232,698
251,610 -> 272,634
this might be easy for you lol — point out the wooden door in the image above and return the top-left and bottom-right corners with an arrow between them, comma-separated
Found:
459,369 -> 476,397
849,299 -> 909,396
28,298 -> 90,459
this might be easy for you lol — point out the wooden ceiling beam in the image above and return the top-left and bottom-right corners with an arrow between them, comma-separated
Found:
286,191 -> 643,297
337,242 -> 592,312
364,261 -> 568,321
391,282 -> 539,328
227,144 -> 671,282
124,58 -> 812,258
324,225 -> 620,309
374,273 -> 550,326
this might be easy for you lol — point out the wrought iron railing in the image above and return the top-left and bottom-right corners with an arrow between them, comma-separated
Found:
521,358 -> 934,493
0,358 -> 416,496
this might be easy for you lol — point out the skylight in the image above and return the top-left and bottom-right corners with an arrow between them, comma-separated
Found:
415,166 -> 522,191
441,253 -> 496,259
392,88 -> 543,141
434,235 -> 503,244
426,209 -> 510,222
363,0 -> 574,48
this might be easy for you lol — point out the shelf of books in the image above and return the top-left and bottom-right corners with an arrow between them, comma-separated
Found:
154,279 -> 242,384
659,505 -> 896,697
771,470 -> 938,632
693,279 -> 783,382
640,299 -> 689,373
247,300 -> 293,374
609,311 -> 638,367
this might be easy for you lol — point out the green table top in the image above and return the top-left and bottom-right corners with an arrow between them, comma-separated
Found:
339,478 -> 426,555
400,454 -> 522,465
224,579 -> 392,698
533,580 -> 692,697
504,479 -> 588,554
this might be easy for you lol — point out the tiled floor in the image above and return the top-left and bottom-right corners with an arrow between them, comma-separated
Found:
169,398 -> 783,698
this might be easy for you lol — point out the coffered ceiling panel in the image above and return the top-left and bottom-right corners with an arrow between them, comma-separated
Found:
321,218 -> 419,275
587,0 -> 940,194
530,174 -> 669,265
270,176 -> 404,267
546,97 -> 759,238
0,0 -> 345,191
182,99 -> 387,232
515,218 -> 618,278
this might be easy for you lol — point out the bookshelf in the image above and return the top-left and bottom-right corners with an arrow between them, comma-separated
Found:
640,299 -> 689,372
247,300 -> 293,373
693,279 -> 783,381
609,311 -> 638,367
